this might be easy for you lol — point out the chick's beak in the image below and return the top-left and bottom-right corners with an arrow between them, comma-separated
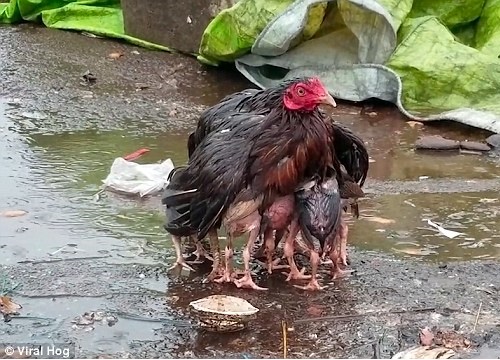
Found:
320,92 -> 337,108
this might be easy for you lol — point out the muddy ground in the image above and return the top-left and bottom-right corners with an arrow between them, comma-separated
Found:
0,24 -> 499,359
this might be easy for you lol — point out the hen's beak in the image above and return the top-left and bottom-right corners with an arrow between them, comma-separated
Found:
319,92 -> 337,108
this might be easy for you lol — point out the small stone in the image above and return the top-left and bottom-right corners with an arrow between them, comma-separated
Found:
459,141 -> 490,152
485,134 -> 500,148
415,135 -> 460,150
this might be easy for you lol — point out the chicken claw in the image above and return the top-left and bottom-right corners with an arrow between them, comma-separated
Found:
167,259 -> 195,273
234,273 -> 268,291
293,278 -> 326,291
168,235 -> 195,273
186,241 -> 213,264
283,265 -> 311,281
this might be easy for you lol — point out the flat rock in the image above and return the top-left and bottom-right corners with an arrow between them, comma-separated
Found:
459,141 -> 491,152
485,134 -> 500,148
415,135 -> 460,150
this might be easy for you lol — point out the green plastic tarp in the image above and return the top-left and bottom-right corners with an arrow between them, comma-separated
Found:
2,0 -> 500,133
0,0 -> 169,51
200,0 -> 500,133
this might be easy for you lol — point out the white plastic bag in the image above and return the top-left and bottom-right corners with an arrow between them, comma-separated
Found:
102,157 -> 175,197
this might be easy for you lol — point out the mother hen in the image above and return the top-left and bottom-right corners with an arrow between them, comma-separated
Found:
164,77 -> 338,289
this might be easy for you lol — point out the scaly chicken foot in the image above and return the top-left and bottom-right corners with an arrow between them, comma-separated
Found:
167,235 -> 196,272
282,223 -> 311,281
328,222 -> 353,280
234,229 -> 268,290
294,251 -> 326,291
262,228 -> 290,273
339,221 -> 348,266
186,240 -> 213,265
205,230 -> 225,282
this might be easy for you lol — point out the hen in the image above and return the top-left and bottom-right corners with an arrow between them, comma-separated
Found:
164,77 -> 338,289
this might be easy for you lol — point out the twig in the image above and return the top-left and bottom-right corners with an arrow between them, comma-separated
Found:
17,255 -> 111,264
473,301 -> 482,332
282,320 -> 287,359
294,307 -> 436,324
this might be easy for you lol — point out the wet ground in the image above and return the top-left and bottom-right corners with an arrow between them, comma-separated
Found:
0,24 -> 499,358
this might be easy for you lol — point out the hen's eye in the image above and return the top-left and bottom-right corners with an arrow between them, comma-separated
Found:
296,87 -> 306,96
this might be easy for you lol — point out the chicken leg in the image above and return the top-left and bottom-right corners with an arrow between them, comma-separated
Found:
283,221 -> 311,281
234,228 -> 268,290
294,250 -> 325,291
214,233 -> 239,283
167,235 -> 195,272
205,230 -> 224,282
186,240 -> 213,264
339,221 -> 348,266
263,228 -> 290,274
329,223 -> 353,279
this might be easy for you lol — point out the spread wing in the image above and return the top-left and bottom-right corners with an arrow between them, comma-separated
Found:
167,113 -> 266,240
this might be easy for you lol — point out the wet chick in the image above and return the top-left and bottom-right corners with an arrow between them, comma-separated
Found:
292,176 -> 343,291
331,172 -> 365,270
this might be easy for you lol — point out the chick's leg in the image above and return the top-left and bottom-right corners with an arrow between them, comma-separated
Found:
214,232 -> 237,283
330,229 -> 354,280
167,235 -> 195,272
205,230 -> 224,282
295,250 -> 325,291
283,221 -> 310,281
339,221 -> 348,266
263,228 -> 289,274
234,228 -> 268,291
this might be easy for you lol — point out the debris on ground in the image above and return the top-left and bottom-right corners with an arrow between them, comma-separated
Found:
392,345 -> 455,359
425,219 -> 463,239
80,70 -> 97,86
0,296 -> 22,321
485,134 -> 500,148
415,135 -> 460,150
415,135 -> 492,153
363,216 -> 396,225
459,141 -> 491,152
406,121 -> 424,128
71,311 -> 118,331
101,157 -> 174,197
0,210 -> 27,217
108,52 -> 124,60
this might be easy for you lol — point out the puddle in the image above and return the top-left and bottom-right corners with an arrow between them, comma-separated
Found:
351,192 -> 500,261
1,25 -> 499,359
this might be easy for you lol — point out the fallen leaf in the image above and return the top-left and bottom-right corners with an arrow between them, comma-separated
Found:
420,327 -> 435,346
364,216 -> 395,225
407,121 -> 424,128
0,210 -> 27,218
0,296 -> 22,315
306,304 -> 325,317
434,330 -> 472,351
108,52 -> 124,60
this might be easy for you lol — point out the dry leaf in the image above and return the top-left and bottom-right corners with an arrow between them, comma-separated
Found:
0,296 -> 22,315
0,210 -> 27,218
364,216 -> 395,225
306,304 -> 325,317
434,330 -> 472,351
420,327 -> 435,346
407,121 -> 424,128
108,52 -> 124,60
